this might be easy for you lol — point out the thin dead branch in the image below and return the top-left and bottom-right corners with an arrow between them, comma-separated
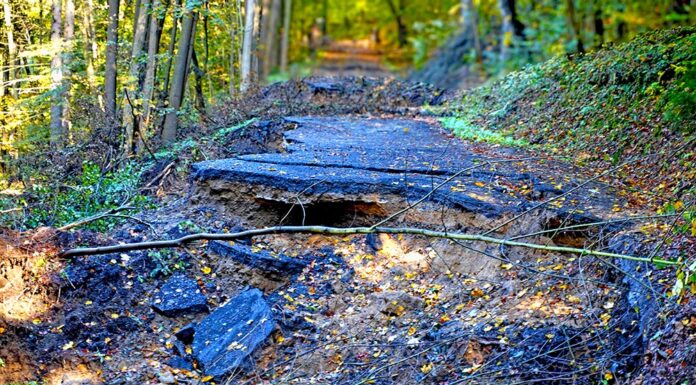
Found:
58,225 -> 679,265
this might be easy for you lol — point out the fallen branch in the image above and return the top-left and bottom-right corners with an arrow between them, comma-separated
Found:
57,204 -> 134,231
58,225 -> 679,265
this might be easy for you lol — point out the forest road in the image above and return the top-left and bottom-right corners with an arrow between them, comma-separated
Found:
192,116 -> 621,228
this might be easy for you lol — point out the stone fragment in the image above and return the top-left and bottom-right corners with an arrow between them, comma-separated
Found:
152,274 -> 208,317
191,288 -> 275,378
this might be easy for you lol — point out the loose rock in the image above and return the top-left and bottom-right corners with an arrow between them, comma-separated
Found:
152,274 -> 208,317
191,288 -> 276,378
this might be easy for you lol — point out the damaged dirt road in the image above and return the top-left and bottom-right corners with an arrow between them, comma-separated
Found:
2,116 -> 690,385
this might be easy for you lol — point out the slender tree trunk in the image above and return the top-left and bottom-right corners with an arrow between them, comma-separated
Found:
141,0 -> 164,133
161,0 -> 181,98
229,0 -> 242,95
62,0 -> 75,140
104,0 -> 120,125
385,0 -> 407,47
161,8 -> 196,143
280,0 -> 291,73
461,0 -> 482,65
565,0 -> 584,54
191,47 -> 206,111
262,0 -> 280,78
592,0 -> 604,48
240,0 -> 256,92
50,0 -> 65,146
3,0 -> 16,98
122,0 -> 150,155
82,0 -> 99,90
498,0 -> 512,62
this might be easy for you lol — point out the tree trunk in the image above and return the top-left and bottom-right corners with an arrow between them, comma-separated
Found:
49,0 -> 65,146
104,0 -> 120,126
262,0 -> 280,78
385,0 -> 407,48
565,0 -> 584,54
280,0 -> 291,73
161,8 -> 197,144
3,0 -> 17,98
161,0 -> 181,99
122,0 -> 150,155
240,0 -> 256,92
141,0 -> 164,133
62,0 -> 75,140
498,0 -> 513,62
593,1 -> 604,48
229,0 -> 242,95
461,0 -> 482,65
81,0 -> 99,90
191,47 -> 206,111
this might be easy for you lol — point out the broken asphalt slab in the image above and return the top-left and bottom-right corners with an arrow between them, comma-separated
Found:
208,241 -> 308,276
192,116 -> 621,226
152,274 -> 209,317
186,288 -> 275,378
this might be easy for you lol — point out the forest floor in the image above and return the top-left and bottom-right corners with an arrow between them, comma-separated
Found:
1,30 -> 695,385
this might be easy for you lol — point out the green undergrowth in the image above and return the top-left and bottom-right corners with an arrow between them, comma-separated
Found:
0,118 -> 259,232
440,116 -> 527,147
0,161 -> 149,231
449,27 -> 696,204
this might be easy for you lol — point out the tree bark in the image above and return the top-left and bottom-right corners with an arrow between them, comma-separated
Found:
62,0 -> 75,139
49,0 -> 65,146
3,0 -> 16,98
385,0 -> 407,48
461,0 -> 482,65
240,0 -> 256,92
280,0 -> 291,73
161,7 -> 197,143
191,47 -> 206,111
498,0 -> 513,62
592,1 -> 604,48
141,0 -> 164,133
161,0 -> 181,99
81,0 -> 99,90
104,0 -> 120,126
565,0 -> 584,54
262,0 -> 280,78
122,0 -> 150,155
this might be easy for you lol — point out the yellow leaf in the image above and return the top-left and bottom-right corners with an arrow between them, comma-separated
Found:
32,318 -> 41,325
501,263 -> 513,270
111,313 -> 120,319
0,327 -> 4,334
201,266 -> 212,275
421,363 -> 433,374
408,326 -> 417,336
201,375 -> 214,382
474,181 -> 485,187
566,295 -> 581,304
62,341 -> 74,350
604,372 -> 614,381
85,300 -> 93,306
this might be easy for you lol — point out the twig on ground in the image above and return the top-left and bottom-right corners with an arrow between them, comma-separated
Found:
57,203 -> 135,231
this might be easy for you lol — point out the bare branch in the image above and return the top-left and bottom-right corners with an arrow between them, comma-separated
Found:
58,225 -> 678,265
